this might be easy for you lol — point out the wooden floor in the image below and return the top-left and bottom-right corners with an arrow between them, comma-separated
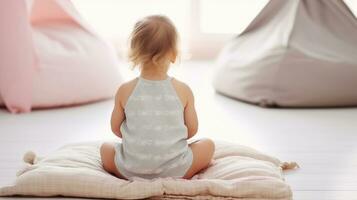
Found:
1,61 -> 357,200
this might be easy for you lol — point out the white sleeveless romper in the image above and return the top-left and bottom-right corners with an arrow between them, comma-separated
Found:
114,76 -> 193,180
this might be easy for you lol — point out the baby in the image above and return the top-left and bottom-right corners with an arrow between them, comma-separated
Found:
100,15 -> 215,180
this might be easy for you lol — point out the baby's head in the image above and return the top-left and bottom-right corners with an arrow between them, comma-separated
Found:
129,15 -> 178,69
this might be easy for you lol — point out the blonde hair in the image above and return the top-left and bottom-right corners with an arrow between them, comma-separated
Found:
128,15 -> 178,69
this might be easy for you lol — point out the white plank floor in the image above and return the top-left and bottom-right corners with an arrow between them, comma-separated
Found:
1,61 -> 357,200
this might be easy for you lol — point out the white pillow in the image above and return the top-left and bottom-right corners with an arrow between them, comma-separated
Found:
0,140 -> 298,199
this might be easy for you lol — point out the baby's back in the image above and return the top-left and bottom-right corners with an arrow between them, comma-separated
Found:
114,76 -> 193,180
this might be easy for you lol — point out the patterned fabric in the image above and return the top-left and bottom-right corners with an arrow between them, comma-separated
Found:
114,76 -> 193,180
0,140 -> 296,199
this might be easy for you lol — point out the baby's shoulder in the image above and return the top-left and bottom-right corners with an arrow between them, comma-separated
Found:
118,78 -> 138,92
115,78 -> 138,105
171,78 -> 194,105
171,78 -> 192,93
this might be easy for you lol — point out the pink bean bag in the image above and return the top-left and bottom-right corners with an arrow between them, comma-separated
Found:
0,0 -> 122,113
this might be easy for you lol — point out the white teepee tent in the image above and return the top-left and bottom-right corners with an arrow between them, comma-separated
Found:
213,0 -> 357,107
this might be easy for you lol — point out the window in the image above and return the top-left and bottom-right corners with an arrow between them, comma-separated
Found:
73,0 -> 191,58
73,0 -> 190,40
72,0 -> 357,59
72,0 -> 272,59
200,0 -> 269,34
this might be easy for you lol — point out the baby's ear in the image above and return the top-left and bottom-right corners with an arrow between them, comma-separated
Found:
169,50 -> 177,63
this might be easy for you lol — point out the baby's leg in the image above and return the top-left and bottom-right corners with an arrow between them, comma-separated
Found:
183,138 -> 215,179
100,142 -> 127,179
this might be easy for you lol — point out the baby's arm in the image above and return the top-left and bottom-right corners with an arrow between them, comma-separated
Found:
110,87 -> 125,138
184,86 -> 198,139
172,79 -> 198,139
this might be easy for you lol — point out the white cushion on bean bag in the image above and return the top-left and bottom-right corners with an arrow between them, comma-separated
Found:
0,140 -> 298,199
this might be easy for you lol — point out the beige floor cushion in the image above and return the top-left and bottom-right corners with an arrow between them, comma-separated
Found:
0,140 -> 298,199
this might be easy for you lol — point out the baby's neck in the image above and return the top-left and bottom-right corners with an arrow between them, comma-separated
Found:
140,64 -> 169,81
